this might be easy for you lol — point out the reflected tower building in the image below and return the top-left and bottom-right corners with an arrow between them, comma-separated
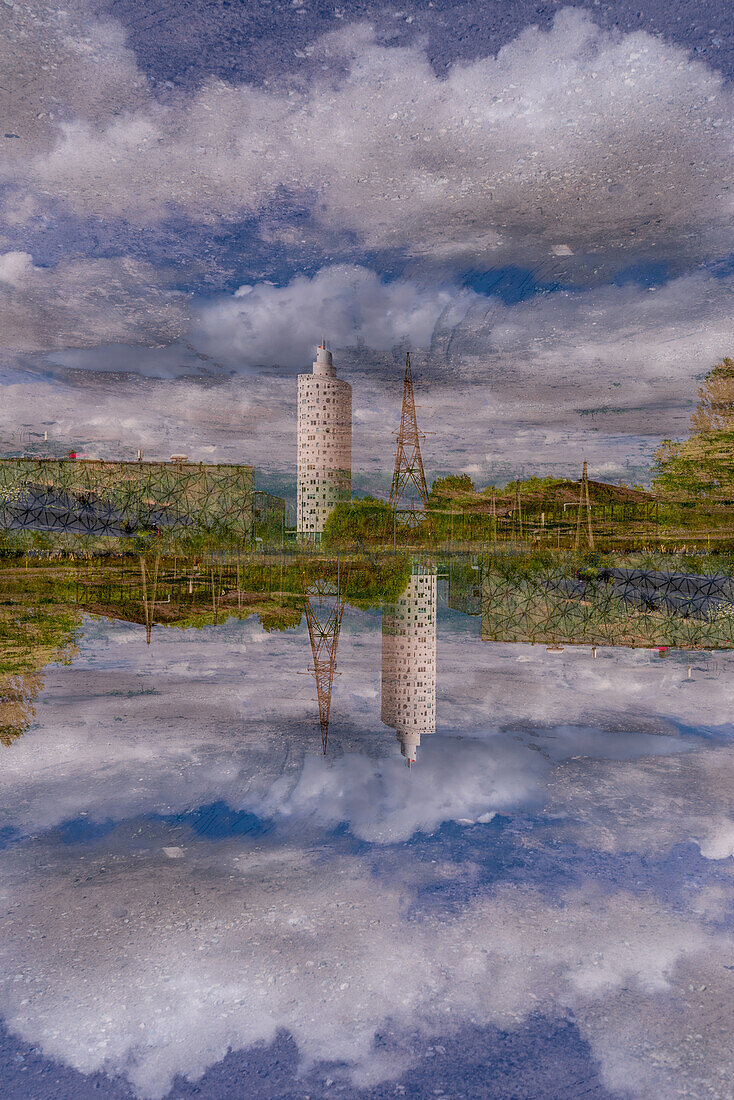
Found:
297,344 -> 352,542
381,562 -> 437,764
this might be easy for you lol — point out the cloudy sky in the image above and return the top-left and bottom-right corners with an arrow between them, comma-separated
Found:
1,0 -> 733,493
1,605 -> 733,1097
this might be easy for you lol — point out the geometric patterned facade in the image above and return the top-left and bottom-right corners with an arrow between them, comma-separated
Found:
381,561 -> 437,764
0,458 -> 255,538
297,345 -> 352,541
480,564 -> 734,648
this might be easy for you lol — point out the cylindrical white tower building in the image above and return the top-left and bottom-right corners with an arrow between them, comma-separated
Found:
381,562 -> 437,764
297,344 -> 352,542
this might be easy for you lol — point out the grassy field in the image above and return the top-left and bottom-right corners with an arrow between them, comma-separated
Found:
3,545 -> 734,679
0,564 -> 81,675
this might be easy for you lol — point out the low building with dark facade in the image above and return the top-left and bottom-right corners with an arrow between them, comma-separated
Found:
0,458 -> 282,542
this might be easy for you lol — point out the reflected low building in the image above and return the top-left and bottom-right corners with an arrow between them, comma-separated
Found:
448,558 -> 482,616
479,562 -> 734,648
381,562 -> 437,764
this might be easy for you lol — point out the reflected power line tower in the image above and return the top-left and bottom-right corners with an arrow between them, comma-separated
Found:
304,575 -> 346,753
389,352 -> 429,522
574,460 -> 595,552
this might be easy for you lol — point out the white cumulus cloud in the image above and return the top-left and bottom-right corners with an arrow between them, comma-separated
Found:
194,264 -> 475,368
0,251 -> 187,352
0,835 -> 729,1099
7,9 -> 732,274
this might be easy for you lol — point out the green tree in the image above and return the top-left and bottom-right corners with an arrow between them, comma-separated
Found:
653,357 -> 734,497
691,356 -> 734,432
500,476 -> 567,495
322,497 -> 393,549
429,474 -> 475,502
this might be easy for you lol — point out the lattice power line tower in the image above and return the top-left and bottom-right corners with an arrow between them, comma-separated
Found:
574,460 -> 595,552
389,352 -> 429,521
304,573 -> 346,753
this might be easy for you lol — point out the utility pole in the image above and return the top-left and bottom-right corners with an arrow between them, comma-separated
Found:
139,554 -> 160,644
574,460 -> 595,552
